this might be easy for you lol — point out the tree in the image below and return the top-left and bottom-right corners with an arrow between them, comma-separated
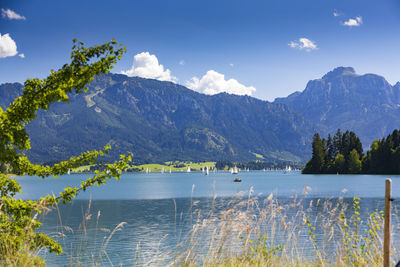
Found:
348,149 -> 361,174
362,139 -> 378,174
302,133 -> 326,174
362,130 -> 400,174
393,147 -> 400,173
303,129 -> 363,174
326,134 -> 335,160
305,129 -> 400,174
333,129 -> 342,155
0,39 -> 131,265
333,153 -> 345,174
348,131 -> 363,156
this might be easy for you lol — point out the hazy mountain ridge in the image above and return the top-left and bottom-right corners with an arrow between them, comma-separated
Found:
275,67 -> 400,147
2,67 -> 398,164
0,74 -> 314,164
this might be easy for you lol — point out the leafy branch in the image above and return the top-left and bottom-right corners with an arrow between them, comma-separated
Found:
0,39 -> 129,265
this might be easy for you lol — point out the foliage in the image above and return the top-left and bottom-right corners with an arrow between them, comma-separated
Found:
348,149 -> 362,174
333,153 -> 345,174
303,129 -> 363,174
362,129 -> 400,174
303,128 -> 400,174
247,234 -> 282,262
338,197 -> 385,266
0,39 -> 131,265
302,133 -> 326,174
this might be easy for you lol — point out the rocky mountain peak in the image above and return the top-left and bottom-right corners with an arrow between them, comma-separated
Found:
275,66 -> 400,148
322,66 -> 356,80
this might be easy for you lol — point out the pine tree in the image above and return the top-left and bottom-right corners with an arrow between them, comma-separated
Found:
302,133 -> 326,174
333,129 -> 342,155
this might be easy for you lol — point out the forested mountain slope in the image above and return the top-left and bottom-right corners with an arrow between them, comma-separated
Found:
0,74 -> 314,164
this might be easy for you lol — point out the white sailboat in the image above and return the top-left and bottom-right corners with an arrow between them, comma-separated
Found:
146,168 -> 149,174
232,166 -> 238,174
161,167 -> 164,173
67,169 -> 71,175
205,166 -> 209,175
187,166 -> 191,173
169,167 -> 172,173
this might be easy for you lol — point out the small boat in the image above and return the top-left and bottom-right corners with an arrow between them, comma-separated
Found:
205,166 -> 209,175
67,169 -> 71,175
187,166 -> 191,173
146,168 -> 149,174
161,167 -> 164,173
234,177 -> 242,182
169,168 -> 172,173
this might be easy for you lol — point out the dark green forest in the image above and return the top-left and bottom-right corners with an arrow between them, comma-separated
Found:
303,129 -> 400,174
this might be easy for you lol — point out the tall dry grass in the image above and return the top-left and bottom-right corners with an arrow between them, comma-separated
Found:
164,188 -> 397,267
55,200 -> 127,267
5,187 -> 398,266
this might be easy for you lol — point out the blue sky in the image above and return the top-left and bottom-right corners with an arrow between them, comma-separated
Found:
1,0 -> 400,101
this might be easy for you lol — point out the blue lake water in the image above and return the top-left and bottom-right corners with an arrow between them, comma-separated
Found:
16,171 -> 400,266
18,171 -> 400,200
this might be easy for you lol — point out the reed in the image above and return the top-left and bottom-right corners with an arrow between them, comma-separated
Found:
166,188 -> 397,267
2,188 -> 397,266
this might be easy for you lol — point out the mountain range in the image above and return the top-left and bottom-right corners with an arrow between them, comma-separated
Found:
0,67 -> 399,164
275,67 -> 400,147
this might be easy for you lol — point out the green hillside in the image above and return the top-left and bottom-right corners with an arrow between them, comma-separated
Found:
0,74 -> 313,164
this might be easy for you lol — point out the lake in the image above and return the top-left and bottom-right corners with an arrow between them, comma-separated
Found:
16,171 -> 400,266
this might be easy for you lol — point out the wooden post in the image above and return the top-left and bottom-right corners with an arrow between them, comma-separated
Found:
384,178 -> 392,267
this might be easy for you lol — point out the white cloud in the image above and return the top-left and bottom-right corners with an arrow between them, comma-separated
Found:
18,53 -> 24,58
0,33 -> 18,58
121,52 -> 177,82
288,38 -> 318,51
343,16 -> 362,27
1,8 -> 26,20
179,60 -> 185,65
185,70 -> 256,96
333,10 -> 341,17
229,63 -> 234,67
